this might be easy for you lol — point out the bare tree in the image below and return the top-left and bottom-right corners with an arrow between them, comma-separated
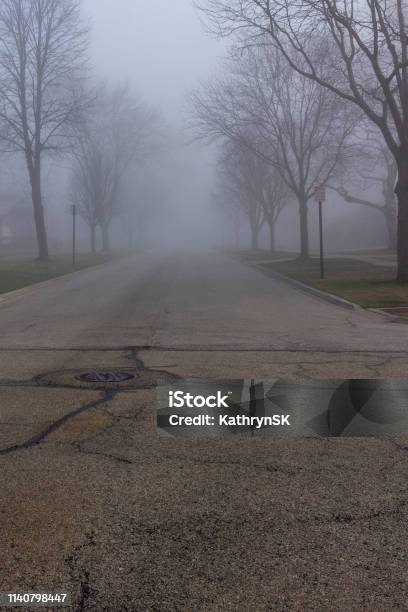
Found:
332,124 -> 398,250
70,84 -> 160,252
212,189 -> 246,248
219,140 -> 266,250
198,0 -> 408,279
191,46 -> 355,257
69,127 -> 104,253
0,0 -> 88,259
98,85 -> 161,251
262,164 -> 290,252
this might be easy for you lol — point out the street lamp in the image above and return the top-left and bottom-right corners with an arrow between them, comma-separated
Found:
70,204 -> 77,267
314,184 -> 326,279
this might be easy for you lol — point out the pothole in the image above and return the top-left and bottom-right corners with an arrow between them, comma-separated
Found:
34,367 -> 177,389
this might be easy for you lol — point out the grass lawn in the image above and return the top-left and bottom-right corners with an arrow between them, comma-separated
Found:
256,257 -> 408,309
0,251 -> 126,295
231,249 -> 296,262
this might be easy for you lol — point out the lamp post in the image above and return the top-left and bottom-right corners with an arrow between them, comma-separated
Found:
314,184 -> 326,279
70,204 -> 77,267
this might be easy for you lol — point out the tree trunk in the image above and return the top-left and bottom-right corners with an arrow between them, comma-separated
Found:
396,145 -> 408,282
250,224 -> 259,250
101,222 -> 111,252
383,160 -> 398,252
29,164 -> 49,260
384,207 -> 397,251
268,221 -> 275,252
233,222 -> 240,248
90,225 -> 96,253
298,197 -> 309,259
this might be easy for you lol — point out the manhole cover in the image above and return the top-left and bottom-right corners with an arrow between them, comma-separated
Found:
76,371 -> 135,383
35,367 -> 178,389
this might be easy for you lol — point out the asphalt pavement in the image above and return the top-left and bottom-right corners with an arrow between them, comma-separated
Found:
0,249 -> 407,352
1,251 -> 408,611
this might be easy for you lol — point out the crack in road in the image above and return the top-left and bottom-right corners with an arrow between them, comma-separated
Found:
127,348 -> 146,370
156,454 -> 287,474
0,383 -> 153,458
0,345 -> 408,352
65,531 -> 98,611
0,348 -> 177,457
330,502 -> 408,524
0,391 -> 116,456
72,442 -> 134,465
0,353 -> 399,388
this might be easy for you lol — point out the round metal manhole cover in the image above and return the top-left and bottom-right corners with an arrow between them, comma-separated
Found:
34,368 -> 177,389
76,371 -> 135,383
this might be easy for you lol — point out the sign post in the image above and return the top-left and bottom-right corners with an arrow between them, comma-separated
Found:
71,204 -> 77,267
314,185 -> 326,279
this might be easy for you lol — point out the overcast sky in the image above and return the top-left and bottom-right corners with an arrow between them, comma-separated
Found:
83,0 -> 225,122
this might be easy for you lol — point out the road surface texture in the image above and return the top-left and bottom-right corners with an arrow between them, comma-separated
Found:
1,251 -> 408,611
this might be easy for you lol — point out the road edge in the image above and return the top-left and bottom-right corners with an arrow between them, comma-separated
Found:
0,254 -> 130,304
253,264 -> 361,311
368,308 -> 408,325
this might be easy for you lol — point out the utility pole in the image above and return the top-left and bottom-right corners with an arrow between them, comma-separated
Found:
71,204 -> 77,267
314,185 -> 326,280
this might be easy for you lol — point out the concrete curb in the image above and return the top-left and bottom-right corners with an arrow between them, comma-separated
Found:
368,308 -> 408,324
254,264 -> 361,311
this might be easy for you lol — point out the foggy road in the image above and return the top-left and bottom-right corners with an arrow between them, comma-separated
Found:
2,0 -> 408,608
1,250 -> 408,352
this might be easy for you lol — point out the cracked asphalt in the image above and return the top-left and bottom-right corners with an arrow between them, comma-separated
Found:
1,251 -> 408,611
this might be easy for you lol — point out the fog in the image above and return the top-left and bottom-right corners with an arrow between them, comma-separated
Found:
0,0 -> 395,258
76,0 -> 223,252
